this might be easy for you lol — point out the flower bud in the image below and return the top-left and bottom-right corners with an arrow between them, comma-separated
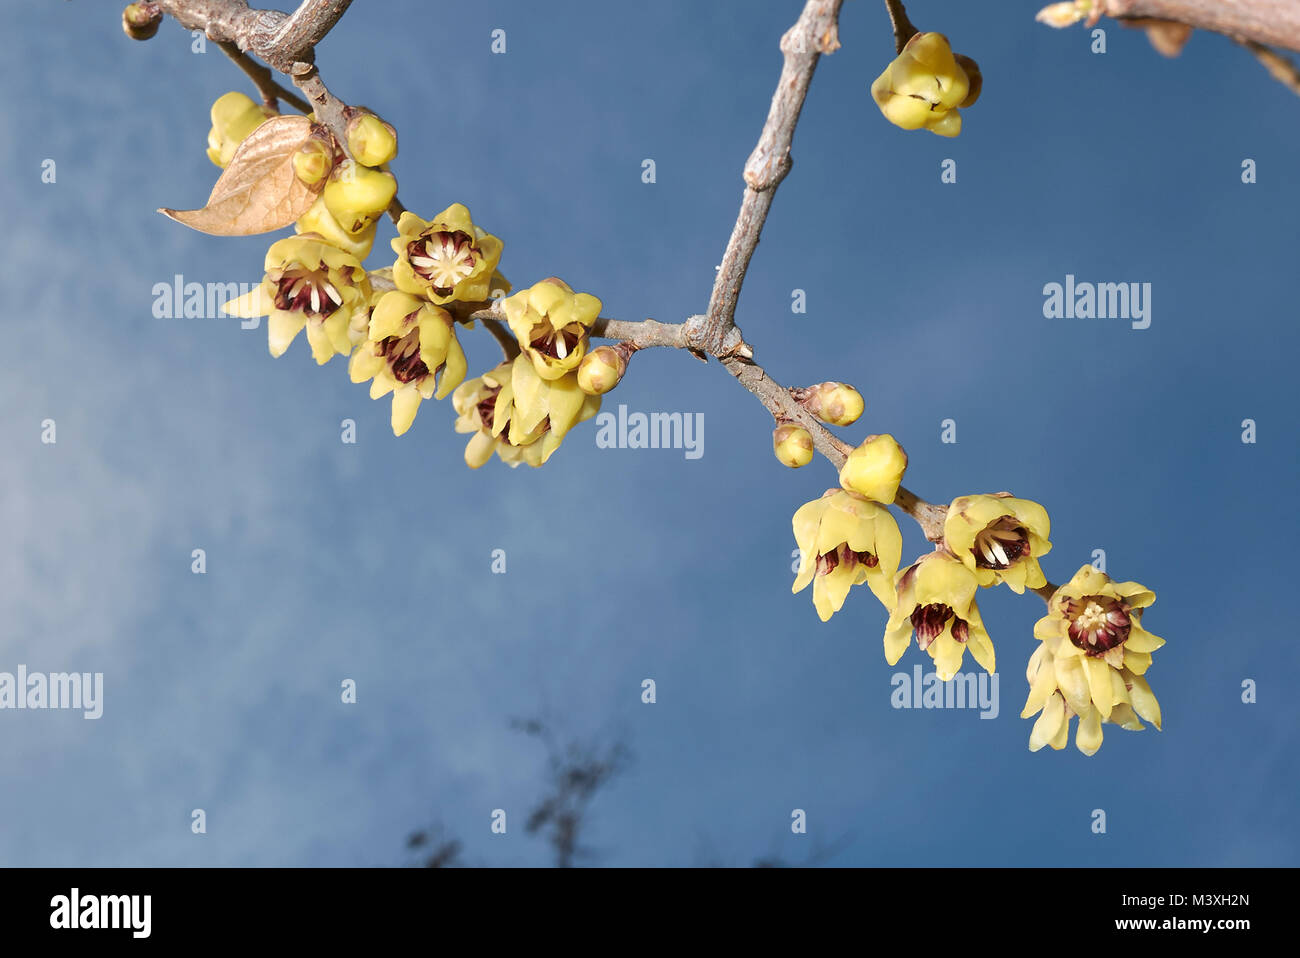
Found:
206,91 -> 274,168
577,346 -> 627,395
802,382 -> 864,426
871,32 -> 976,137
345,113 -> 398,168
773,424 -> 814,468
122,2 -> 162,40
839,434 -> 907,504
292,138 -> 335,187
323,161 -> 398,232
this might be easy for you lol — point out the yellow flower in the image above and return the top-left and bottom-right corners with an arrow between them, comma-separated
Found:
391,204 -> 503,305
870,33 -> 978,137
1020,564 -> 1165,755
224,236 -> 370,364
943,494 -> 1052,593
206,91 -> 274,168
502,278 -> 601,382
451,356 -> 600,469
883,551 -> 995,680
347,291 -> 467,436
792,490 -> 902,621
838,434 -> 907,505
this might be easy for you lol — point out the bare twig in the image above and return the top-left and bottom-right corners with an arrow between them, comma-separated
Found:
216,40 -> 313,113
269,0 -> 353,66
884,0 -> 920,53
698,0 -> 844,359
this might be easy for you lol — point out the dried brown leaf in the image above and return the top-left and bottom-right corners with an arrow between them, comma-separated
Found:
159,116 -> 332,236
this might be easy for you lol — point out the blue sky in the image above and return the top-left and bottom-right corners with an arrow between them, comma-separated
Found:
1,0 -> 1296,866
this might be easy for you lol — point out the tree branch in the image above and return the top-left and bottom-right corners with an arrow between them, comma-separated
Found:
697,0 -> 844,358
216,39 -> 313,113
152,0 -> 353,71
1040,0 -> 1300,53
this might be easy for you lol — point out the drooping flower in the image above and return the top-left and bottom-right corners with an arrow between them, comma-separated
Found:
391,204 -> 503,305
348,290 -> 467,436
1020,564 -> 1165,755
502,278 -> 601,381
883,551 -> 995,680
870,33 -> 980,137
944,494 -> 1052,593
224,236 -> 370,364
451,355 -> 599,468
792,489 -> 902,621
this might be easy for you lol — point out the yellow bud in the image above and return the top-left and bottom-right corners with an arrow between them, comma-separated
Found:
839,434 -> 907,504
292,139 -> 334,187
576,346 -> 627,395
872,31 -> 977,137
773,424 -> 814,469
206,91 -> 273,168
323,162 -> 398,232
345,113 -> 398,168
804,382 -> 864,427
122,2 -> 162,40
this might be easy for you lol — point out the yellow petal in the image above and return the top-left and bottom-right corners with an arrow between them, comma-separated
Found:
1054,655 -> 1091,714
1126,672 -> 1162,730
464,430 -> 496,469
223,284 -> 272,318
1084,656 -> 1114,718
929,629 -> 964,682
1124,623 -> 1165,654
1123,649 -> 1152,676
267,310 -> 305,358
1075,708 -> 1103,756
390,385 -> 421,436
1029,692 -> 1065,752
883,616 -> 912,666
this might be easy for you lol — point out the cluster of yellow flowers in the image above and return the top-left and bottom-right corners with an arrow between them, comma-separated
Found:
790,432 -> 1165,756
206,93 -> 618,464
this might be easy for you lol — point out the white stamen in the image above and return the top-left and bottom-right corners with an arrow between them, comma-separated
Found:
310,285 -> 320,313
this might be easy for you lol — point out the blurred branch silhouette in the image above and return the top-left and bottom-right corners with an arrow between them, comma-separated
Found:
404,823 -> 463,869
511,717 -> 632,869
